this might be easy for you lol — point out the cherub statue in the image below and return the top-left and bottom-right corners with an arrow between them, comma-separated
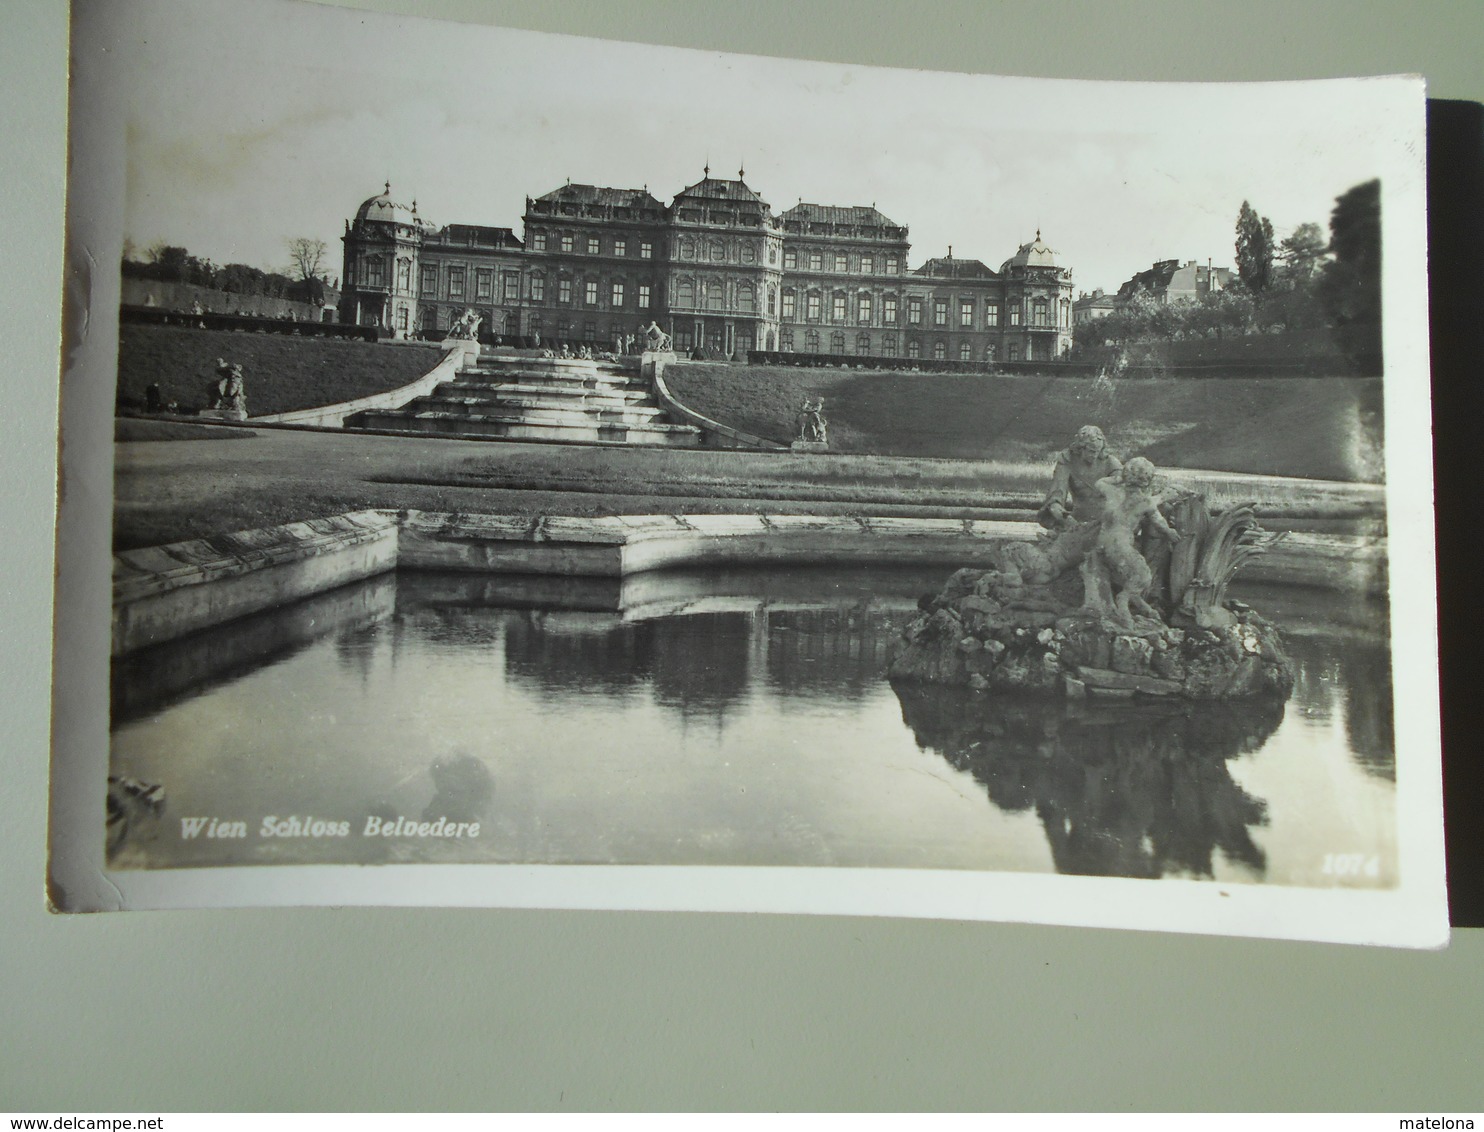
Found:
1084,456 -> 1180,625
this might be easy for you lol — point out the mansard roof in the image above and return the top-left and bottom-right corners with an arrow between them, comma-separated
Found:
532,183 -> 666,211
780,203 -> 903,229
913,256 -> 998,279
1116,259 -> 1180,299
672,176 -> 766,206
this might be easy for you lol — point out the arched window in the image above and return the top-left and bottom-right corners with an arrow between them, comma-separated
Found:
907,339 -> 921,359
706,278 -> 725,311
830,331 -> 846,353
882,334 -> 898,356
984,342 -> 996,362
1060,298 -> 1071,326
959,341 -> 973,361
678,237 -> 694,259
767,285 -> 777,316
805,329 -> 820,352
738,283 -> 756,313
781,329 -> 795,351
856,333 -> 872,355
709,239 -> 726,262
933,340 -> 946,360
676,278 -> 695,308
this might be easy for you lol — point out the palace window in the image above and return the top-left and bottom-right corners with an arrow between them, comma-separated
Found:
960,299 -> 974,328
768,245 -> 778,265
530,276 -> 545,302
396,306 -> 408,332
365,256 -> 385,288
908,297 -> 922,325
861,255 -> 874,274
677,279 -> 695,307
475,269 -> 493,300
612,282 -> 625,307
782,290 -> 797,319
396,259 -> 411,291
559,278 -> 572,304
640,241 -> 653,259
831,332 -> 846,353
858,294 -> 873,324
533,232 -> 547,252
614,239 -> 627,257
587,237 -> 600,255
1034,299 -> 1048,326
809,251 -> 823,271
585,280 -> 598,305
882,334 -> 898,356
781,329 -> 795,351
832,293 -> 847,322
529,314 -> 543,336
503,273 -> 520,302
834,253 -> 847,272
583,320 -> 596,341
933,340 -> 946,360
784,249 -> 797,270
986,304 -> 998,326
1061,299 -> 1071,326
738,283 -> 756,313
706,280 -> 724,311
856,333 -> 872,355
1008,343 -> 1020,361
933,299 -> 947,327
420,264 -> 437,297
448,268 -> 465,299
985,343 -> 996,362
805,329 -> 820,352
907,339 -> 921,358
560,234 -> 574,253
767,285 -> 777,316
676,330 -> 693,351
883,296 -> 898,324
638,284 -> 651,309
1010,305 -> 1021,326
960,341 -> 973,361
806,292 -> 822,321
742,244 -> 756,264
885,256 -> 899,274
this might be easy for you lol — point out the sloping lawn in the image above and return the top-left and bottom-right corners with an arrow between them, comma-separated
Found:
662,363 -> 1385,482
116,324 -> 442,417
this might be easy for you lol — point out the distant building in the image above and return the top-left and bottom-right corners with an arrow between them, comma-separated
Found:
340,173 -> 1075,361
1115,258 -> 1233,305
1072,288 -> 1122,326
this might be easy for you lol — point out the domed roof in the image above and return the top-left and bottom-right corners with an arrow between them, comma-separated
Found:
354,182 -> 425,228
1001,230 -> 1060,271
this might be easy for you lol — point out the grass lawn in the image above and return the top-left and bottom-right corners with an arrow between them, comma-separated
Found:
663,363 -> 1385,482
114,419 -> 257,442
116,324 -> 442,416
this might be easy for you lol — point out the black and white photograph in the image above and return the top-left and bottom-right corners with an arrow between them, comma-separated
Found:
49,0 -> 1444,945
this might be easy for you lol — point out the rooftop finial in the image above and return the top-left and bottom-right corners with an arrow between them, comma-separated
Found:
384,180 -> 390,195
704,157 -> 710,178
738,161 -> 745,180
1036,227 -> 1042,241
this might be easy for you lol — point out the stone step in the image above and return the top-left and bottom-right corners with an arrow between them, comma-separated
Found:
438,382 -> 655,406
351,409 -> 702,446
451,374 -> 653,395
398,398 -> 669,426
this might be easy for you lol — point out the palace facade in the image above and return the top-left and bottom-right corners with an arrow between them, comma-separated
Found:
340,172 -> 1074,362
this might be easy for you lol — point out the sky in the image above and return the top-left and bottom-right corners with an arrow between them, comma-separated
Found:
95,0 -> 1422,295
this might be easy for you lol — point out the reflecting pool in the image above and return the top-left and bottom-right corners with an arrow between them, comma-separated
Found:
109,567 -> 1396,887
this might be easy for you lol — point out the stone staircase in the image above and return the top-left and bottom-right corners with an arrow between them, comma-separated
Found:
349,351 -> 703,447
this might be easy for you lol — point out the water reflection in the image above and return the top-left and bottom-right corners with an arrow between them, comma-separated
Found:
893,685 -> 1281,879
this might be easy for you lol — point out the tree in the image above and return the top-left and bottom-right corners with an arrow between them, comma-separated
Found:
1276,222 -> 1328,287
286,237 -> 328,283
1234,201 -> 1276,293
1319,179 -> 1382,369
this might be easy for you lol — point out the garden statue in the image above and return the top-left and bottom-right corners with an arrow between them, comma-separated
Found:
796,398 -> 828,444
643,320 -> 673,352
888,425 -> 1292,700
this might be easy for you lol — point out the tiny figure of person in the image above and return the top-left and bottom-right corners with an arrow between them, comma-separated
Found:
1089,456 -> 1180,624
144,382 -> 163,413
1039,424 -> 1122,531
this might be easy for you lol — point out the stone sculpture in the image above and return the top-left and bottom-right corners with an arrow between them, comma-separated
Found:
643,320 -> 673,352
451,308 -> 482,341
888,427 -> 1292,700
797,398 -> 828,445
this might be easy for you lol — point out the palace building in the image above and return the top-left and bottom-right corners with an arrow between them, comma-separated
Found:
340,172 -> 1074,362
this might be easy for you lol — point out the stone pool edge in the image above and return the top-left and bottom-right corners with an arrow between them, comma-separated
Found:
112,509 -> 1388,657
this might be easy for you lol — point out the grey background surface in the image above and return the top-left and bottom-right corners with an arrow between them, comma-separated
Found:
4,0 -> 1481,1111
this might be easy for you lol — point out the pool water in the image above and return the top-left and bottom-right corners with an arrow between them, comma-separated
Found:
109,567 -> 1396,887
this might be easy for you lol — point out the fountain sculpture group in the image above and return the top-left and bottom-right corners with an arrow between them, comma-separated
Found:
889,426 -> 1295,701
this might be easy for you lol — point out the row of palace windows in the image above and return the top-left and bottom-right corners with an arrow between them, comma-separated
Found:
529,231 -> 656,259
777,291 -> 1071,328
776,329 -> 1053,362
782,249 -> 902,275
674,237 -> 778,266
671,279 -> 777,315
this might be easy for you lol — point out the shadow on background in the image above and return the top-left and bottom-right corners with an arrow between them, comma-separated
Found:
1428,98 -> 1484,927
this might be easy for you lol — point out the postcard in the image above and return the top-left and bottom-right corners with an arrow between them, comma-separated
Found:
49,0 -> 1445,946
